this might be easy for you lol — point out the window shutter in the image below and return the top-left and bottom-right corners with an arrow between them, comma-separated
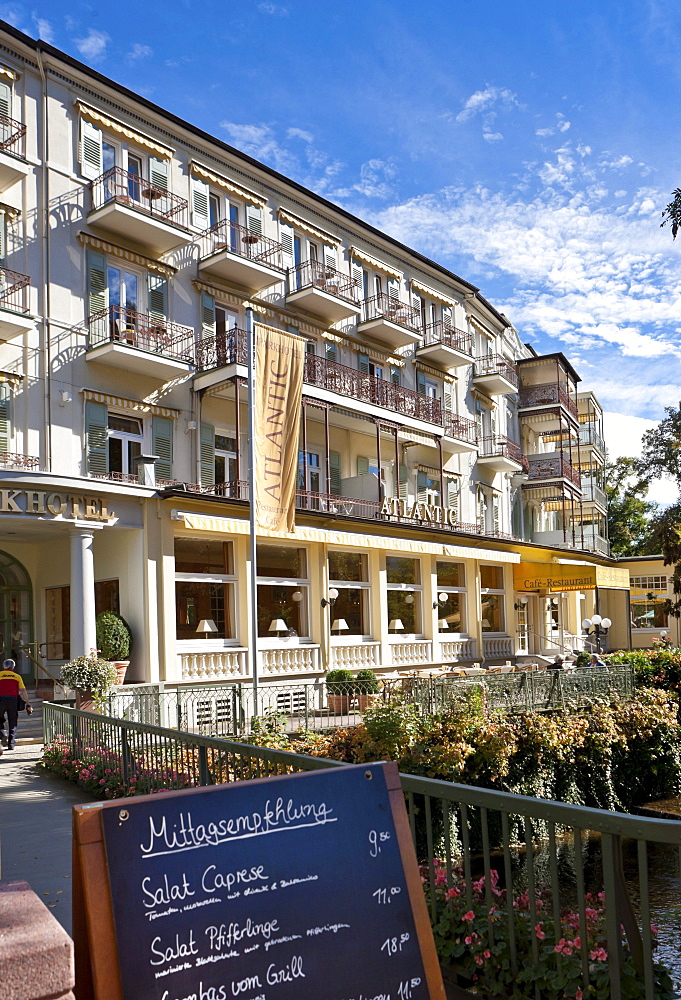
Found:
329,450 -> 341,495
149,157 -> 168,190
246,204 -> 262,236
280,221 -> 295,270
490,408 -> 497,435
0,82 -> 11,119
200,423 -> 215,487
87,250 -> 107,318
442,305 -> 452,328
475,406 -> 484,441
417,471 -> 428,503
357,456 -> 369,476
305,341 -> 316,356
447,479 -> 459,518
443,386 -> 452,412
152,416 -> 173,480
416,371 -> 427,395
399,464 -> 408,500
358,353 -> 370,375
411,290 -> 422,312
477,489 -> 486,530
390,367 -> 401,385
80,119 -> 102,179
323,245 -> 336,270
325,342 -> 337,364
147,273 -> 167,318
191,177 -> 210,231
387,277 -> 399,300
492,495 -> 500,534
0,384 -> 10,453
0,214 -> 6,264
351,261 -> 363,288
85,400 -> 108,476
201,292 -> 215,338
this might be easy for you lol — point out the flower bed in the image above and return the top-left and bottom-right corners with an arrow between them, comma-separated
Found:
426,862 -> 675,999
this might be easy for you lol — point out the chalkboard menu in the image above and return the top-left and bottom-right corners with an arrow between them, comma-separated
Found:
73,761 -> 445,1000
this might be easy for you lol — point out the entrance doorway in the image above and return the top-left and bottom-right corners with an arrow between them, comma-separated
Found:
0,551 -> 33,678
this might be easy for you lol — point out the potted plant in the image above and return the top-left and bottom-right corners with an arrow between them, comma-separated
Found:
95,611 -> 132,684
354,668 -> 379,710
325,668 -> 354,715
60,649 -> 118,712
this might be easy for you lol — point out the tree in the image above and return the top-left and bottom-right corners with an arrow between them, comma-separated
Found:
661,189 -> 681,239
605,457 -> 657,556
639,409 -> 681,617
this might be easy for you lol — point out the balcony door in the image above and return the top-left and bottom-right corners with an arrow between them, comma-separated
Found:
108,266 -> 138,339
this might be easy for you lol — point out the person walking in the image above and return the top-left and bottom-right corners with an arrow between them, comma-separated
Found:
0,658 -> 33,752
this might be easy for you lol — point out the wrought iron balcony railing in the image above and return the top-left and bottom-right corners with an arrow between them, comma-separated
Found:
442,409 -> 477,444
88,305 -> 195,363
0,113 -> 26,159
479,434 -> 529,470
422,322 -> 473,356
473,353 -> 519,388
518,382 -> 578,419
196,328 -> 247,370
198,219 -> 284,270
526,453 -> 581,489
360,293 -> 421,334
90,167 -> 189,229
287,260 -> 360,306
0,266 -> 30,314
0,451 -> 40,471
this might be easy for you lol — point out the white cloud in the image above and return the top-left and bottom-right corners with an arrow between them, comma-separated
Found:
603,411 -> 678,506
287,127 -> 313,143
73,29 -> 110,62
483,130 -> 503,143
0,5 -> 24,29
32,14 -> 54,42
257,2 -> 288,13
455,86 -> 519,123
127,43 -> 152,61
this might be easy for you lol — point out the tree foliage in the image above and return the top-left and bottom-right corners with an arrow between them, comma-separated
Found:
605,456 -> 657,556
638,407 -> 681,615
661,188 -> 681,239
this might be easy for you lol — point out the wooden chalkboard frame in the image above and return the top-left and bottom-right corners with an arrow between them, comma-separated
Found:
72,761 -> 445,1000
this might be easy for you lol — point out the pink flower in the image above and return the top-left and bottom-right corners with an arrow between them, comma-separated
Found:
483,950 -> 491,959
445,887 -> 460,900
573,936 -> 581,949
590,947 -> 608,962
474,956 -> 483,966
462,910 -> 475,922
464,936 -> 473,945
535,923 -> 545,940
576,990 -> 583,1000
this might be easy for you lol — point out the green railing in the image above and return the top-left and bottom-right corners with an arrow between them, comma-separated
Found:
43,702 -> 681,1000
104,666 -> 634,738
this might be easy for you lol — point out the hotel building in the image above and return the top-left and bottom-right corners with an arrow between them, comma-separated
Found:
0,23 -> 631,688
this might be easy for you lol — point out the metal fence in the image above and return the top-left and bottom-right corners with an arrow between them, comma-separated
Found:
42,703 -> 681,1000
104,667 -> 634,738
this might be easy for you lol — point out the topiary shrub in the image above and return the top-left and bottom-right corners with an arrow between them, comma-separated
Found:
354,669 -> 379,694
95,611 -> 131,661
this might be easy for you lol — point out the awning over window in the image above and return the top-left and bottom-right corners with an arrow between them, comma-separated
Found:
76,101 -> 173,159
514,561 -> 630,592
277,209 -> 340,247
190,162 -> 266,208
350,246 -> 401,279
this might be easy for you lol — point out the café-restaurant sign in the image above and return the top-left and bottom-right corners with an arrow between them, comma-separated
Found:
0,489 -> 114,521
514,561 -> 630,593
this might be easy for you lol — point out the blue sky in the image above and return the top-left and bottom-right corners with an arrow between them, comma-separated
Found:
6,0 -> 681,498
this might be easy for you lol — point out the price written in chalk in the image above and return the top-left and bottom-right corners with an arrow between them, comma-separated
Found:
398,977 -> 422,999
369,829 -> 391,857
381,932 -> 411,955
373,885 -> 402,904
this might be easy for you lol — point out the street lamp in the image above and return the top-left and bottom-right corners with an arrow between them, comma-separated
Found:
581,614 -> 612,653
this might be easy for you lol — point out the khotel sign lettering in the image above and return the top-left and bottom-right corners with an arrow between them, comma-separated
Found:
380,496 -> 460,525
0,489 -> 114,521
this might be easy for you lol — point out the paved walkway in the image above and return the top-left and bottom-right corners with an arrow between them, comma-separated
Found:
0,741 -> 92,935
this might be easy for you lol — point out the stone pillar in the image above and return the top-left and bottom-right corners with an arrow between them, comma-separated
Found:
133,453 -> 159,487
70,529 -> 96,657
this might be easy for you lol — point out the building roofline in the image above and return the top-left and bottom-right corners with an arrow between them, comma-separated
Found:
0,21 -> 511,330
517,351 -> 581,384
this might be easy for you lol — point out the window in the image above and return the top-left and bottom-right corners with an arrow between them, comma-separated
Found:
209,194 -> 220,228
108,414 -> 143,475
328,551 -> 370,637
436,562 -> 466,632
630,576 -> 667,595
174,540 -> 235,641
45,586 -> 70,660
298,451 -> 322,494
215,434 -> 238,486
87,251 -> 167,332
359,353 -> 382,378
480,564 -> 505,633
95,580 -> 120,616
386,556 -> 422,634
256,545 -> 309,638
631,600 -> 668,630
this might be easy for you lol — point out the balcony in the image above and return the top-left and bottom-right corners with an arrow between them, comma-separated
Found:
578,529 -> 610,556
357,294 -> 422,349
0,267 -> 32,340
477,435 -> 528,473
86,305 -> 195,379
441,410 -> 478,453
518,382 -> 578,422
472,354 -> 518,394
286,260 -> 361,324
581,478 -> 607,508
88,168 -> 191,255
578,425 -> 606,456
198,220 -> 284,293
416,323 -> 473,368
0,114 -> 28,192
526,454 -> 581,490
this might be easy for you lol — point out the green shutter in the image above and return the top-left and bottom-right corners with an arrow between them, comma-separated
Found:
443,386 -> 452,412
416,371 -> 427,395
358,353 -> 369,375
0,384 -> 10,454
390,367 -> 401,386
325,343 -> 337,363
447,479 -> 459,518
492,495 -> 500,534
201,292 -> 215,338
152,416 -> 173,480
329,451 -> 341,495
85,401 -> 108,476
417,471 -> 428,503
399,464 -> 408,500
87,250 -> 107,318
200,422 -> 215,487
357,456 -> 369,476
148,273 -> 167,318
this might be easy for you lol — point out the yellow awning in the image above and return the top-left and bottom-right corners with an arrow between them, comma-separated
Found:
190,162 -> 266,208
82,389 -> 179,420
277,209 -> 340,247
410,278 -> 457,308
76,101 -> 173,159
172,510 -> 520,562
514,561 -> 630,592
350,246 -> 401,279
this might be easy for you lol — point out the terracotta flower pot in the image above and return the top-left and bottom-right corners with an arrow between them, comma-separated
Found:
356,693 -> 378,711
327,693 -> 352,714
75,688 -> 99,713
111,660 -> 130,685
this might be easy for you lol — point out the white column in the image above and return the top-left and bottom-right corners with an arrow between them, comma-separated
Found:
70,529 -> 96,657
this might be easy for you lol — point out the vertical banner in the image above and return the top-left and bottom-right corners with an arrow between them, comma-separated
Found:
254,324 -> 305,533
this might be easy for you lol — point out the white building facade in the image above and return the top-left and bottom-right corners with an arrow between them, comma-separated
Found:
0,24 -> 629,687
